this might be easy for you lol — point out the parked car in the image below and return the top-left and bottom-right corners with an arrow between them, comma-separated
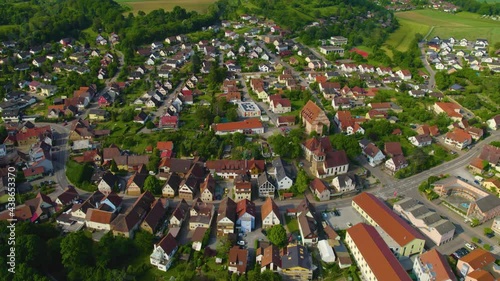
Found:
486,233 -> 494,238
465,243 -> 476,250
237,241 -> 245,246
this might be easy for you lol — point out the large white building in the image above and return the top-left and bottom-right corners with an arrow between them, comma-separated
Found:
345,223 -> 412,281
237,101 -> 261,117
352,192 -> 426,258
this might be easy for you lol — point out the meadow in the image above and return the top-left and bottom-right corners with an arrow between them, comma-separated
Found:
384,9 -> 500,52
115,0 -> 217,14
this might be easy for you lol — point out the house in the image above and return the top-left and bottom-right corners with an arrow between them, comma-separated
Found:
309,178 -> 330,201
345,223 -> 412,281
217,197 -> 237,236
88,109 -> 107,121
234,178 -> 252,202
456,249 -> 496,279
85,208 -> 116,231
467,127 -> 484,141
408,134 -> 433,147
352,192 -> 426,257
413,249 -> 457,281
384,142 -> 403,157
212,118 -> 264,135
228,246 -> 248,275
97,171 -> 119,195
385,155 -> 408,174
189,199 -> 214,230
486,115 -> 500,130
433,102 -> 463,121
257,171 -> 276,198
256,245 -> 281,273
206,159 -> 265,179
199,174 -> 215,202
478,145 -> 500,170
161,172 -> 182,197
126,167 -> 148,196
417,124 -> 440,137
362,143 -> 385,167
482,178 -> 500,194
301,136 -> 349,179
331,175 -> 356,193
396,69 -> 412,80
281,245 -> 313,281
150,234 -> 178,271
111,191 -> 155,238
236,199 -> 256,233
141,199 -> 167,234
178,172 -> 200,201
469,158 -> 487,174
270,97 -> 292,114
444,128 -> 472,150
261,198 -> 281,229
271,157 -> 296,190
0,193 -> 54,223
300,100 -> 331,135
297,198 -> 318,245
55,186 -> 79,207
394,198 -> 455,246
169,199 -> 189,227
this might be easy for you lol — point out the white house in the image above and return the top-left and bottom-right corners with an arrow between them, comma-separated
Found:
331,175 -> 356,193
150,234 -> 178,271
486,115 -> 500,131
261,198 -> 281,229
408,134 -> 432,147
271,157 -> 295,190
362,143 -> 385,167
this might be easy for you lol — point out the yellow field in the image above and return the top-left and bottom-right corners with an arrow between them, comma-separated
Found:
116,0 -> 217,14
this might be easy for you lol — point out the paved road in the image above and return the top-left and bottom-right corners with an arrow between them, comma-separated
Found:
419,42 -> 436,91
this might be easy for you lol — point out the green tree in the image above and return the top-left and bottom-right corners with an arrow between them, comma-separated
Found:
217,236 -> 232,260
267,225 -> 287,248
143,175 -> 161,195
292,169 -> 311,195
60,232 -> 94,270
110,159 -> 118,173
484,227 -> 493,236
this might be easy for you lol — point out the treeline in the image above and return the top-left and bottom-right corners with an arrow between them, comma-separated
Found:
0,0 -> 125,45
448,0 -> 500,15
0,221 -> 155,281
231,0 -> 397,48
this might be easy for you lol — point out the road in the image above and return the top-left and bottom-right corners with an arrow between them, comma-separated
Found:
419,42 -> 436,91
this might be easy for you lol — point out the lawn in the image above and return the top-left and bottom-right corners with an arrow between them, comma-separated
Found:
385,10 -> 500,53
0,194 -> 9,204
115,0 -> 216,14
285,215 -> 299,234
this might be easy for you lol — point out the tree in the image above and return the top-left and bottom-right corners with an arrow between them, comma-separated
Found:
216,236 -> 232,260
143,175 -> 161,195
110,159 -> 118,173
484,227 -> 493,235
145,120 -> 155,129
267,225 -> 287,248
292,169 -> 310,195
60,232 -> 94,270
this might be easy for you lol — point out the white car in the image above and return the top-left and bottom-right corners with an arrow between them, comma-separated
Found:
465,243 -> 476,250
237,241 -> 245,246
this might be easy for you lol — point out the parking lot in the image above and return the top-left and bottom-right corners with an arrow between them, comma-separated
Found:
324,206 -> 365,230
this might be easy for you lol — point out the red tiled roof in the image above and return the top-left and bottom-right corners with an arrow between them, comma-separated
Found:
459,248 -> 495,271
352,192 -> 425,246
419,249 -> 457,281
157,141 -> 174,151
212,118 -> 263,132
261,197 -> 280,221
347,223 -> 411,281
445,128 -> 472,143
435,102 -> 462,118
309,178 -> 329,193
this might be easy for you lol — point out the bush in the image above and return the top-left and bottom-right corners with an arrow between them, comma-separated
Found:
483,244 -> 491,251
472,237 -> 480,243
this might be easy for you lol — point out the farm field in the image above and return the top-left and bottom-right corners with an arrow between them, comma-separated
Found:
115,0 -> 217,14
384,9 -> 500,52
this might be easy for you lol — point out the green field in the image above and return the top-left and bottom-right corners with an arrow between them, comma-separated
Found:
115,0 -> 216,14
385,9 -> 500,52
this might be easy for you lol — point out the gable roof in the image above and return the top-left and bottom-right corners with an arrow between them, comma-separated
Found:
281,245 -> 312,270
260,245 -> 281,269
352,192 -> 425,247
157,233 -> 178,255
217,197 -> 237,223
309,178 -> 329,194
85,209 -> 114,224
301,100 -> 327,125
418,249 -> 457,281
347,223 -> 411,281
57,186 -> 79,205
236,199 -> 256,219
459,248 -> 495,270
228,246 -> 248,273
142,199 -> 166,231
261,197 -> 280,221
